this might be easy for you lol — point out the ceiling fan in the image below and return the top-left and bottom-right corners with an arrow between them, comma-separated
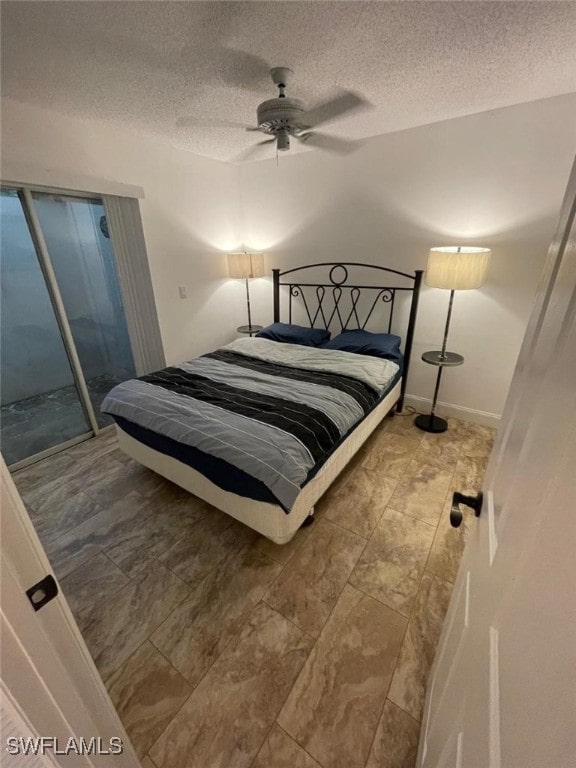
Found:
237,67 -> 371,161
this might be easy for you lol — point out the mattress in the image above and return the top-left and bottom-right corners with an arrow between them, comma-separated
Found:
102,337 -> 401,513
116,379 -> 401,544
113,366 -> 401,506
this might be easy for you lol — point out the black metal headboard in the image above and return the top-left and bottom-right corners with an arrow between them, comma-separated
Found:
272,262 -> 423,412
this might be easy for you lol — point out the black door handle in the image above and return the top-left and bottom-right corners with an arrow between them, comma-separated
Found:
26,574 -> 59,612
450,491 -> 483,528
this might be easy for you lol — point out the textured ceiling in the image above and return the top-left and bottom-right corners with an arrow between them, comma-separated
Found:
2,1 -> 576,163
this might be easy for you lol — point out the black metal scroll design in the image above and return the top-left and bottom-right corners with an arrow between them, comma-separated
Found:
272,262 -> 424,413
288,283 -> 396,333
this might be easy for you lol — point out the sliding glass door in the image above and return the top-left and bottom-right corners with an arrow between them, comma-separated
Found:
0,189 -> 91,464
32,193 -> 136,427
0,186 -> 138,466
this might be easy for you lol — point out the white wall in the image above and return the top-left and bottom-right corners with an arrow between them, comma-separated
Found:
2,94 -> 575,423
239,94 -> 576,423
1,99 -> 242,366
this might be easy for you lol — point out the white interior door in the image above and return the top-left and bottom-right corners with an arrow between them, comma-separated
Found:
0,457 -> 141,767
418,158 -> 576,768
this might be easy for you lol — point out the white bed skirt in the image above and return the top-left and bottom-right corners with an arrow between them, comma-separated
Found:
116,380 -> 401,544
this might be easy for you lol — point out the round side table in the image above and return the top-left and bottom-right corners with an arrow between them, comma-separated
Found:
415,351 -> 464,433
236,325 -> 263,337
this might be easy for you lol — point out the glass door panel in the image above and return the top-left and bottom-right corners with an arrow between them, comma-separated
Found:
0,190 -> 91,464
32,193 -> 136,427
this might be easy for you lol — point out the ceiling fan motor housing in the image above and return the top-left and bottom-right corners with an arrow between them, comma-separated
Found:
256,97 -> 308,135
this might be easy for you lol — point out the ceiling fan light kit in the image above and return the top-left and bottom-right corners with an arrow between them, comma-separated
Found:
239,65 -> 370,160
255,69 -> 307,153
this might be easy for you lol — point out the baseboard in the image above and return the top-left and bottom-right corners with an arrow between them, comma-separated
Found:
403,395 -> 501,429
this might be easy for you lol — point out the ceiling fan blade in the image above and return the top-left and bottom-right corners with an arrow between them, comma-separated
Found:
302,90 -> 372,129
233,138 -> 276,163
297,132 -> 359,155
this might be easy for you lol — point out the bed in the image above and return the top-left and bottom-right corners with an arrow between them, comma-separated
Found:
102,262 -> 423,544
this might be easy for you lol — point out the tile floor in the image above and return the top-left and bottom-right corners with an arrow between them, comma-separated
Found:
12,413 -> 495,768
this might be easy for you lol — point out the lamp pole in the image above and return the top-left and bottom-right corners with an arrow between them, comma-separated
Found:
425,287 -> 456,430
245,276 -> 253,330
439,289 -> 455,361
425,285 -> 456,427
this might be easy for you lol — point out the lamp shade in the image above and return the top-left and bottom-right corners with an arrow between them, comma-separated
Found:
425,246 -> 490,290
227,252 -> 265,279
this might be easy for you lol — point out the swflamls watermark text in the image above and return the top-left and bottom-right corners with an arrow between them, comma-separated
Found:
5,736 -> 124,756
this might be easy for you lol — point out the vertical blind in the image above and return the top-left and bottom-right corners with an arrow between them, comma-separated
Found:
103,195 -> 165,375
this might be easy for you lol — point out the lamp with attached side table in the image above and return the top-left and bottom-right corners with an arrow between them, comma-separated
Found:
415,246 -> 491,434
228,251 -> 265,336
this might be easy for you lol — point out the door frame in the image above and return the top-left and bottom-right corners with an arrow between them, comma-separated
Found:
1,456 -> 141,767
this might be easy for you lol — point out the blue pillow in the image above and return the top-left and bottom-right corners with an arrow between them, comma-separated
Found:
322,329 -> 402,361
255,323 -> 330,347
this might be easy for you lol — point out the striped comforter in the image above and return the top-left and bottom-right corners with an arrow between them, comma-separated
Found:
101,338 -> 399,511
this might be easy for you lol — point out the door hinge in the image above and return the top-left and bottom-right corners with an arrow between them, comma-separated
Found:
450,491 -> 483,528
26,574 -> 59,612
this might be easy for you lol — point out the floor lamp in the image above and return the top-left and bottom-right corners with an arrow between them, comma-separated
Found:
227,252 -> 265,334
415,246 -> 491,434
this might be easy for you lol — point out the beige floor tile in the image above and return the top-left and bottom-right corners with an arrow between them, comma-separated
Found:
159,513 -> 248,587
388,572 -> 452,720
105,497 -> 214,578
366,699 -> 420,768
382,413 -> 421,437
14,420 -> 481,768
320,466 -> 399,539
361,433 -> 422,478
278,585 -> 406,768
252,724 -> 321,768
45,491 -> 154,579
388,462 -> 452,526
60,551 -> 130,619
20,474 -> 87,521
12,451 -> 79,494
328,444 -> 372,494
403,458 -> 453,495
140,477 -> 201,507
65,431 -> 119,462
151,544 -> 282,686
69,452 -> 130,488
147,487 -> 223,539
459,424 -> 496,457
17,456 -> 119,515
106,641 -> 192,758
264,519 -> 365,637
467,422 -> 496,438
83,462 -> 169,506
435,418 -> 470,438
451,454 -> 489,496
349,508 -> 434,616
412,431 -> 463,471
427,496 -> 474,584
80,560 -> 190,682
29,490 -> 103,547
106,446 -> 139,465
251,524 -> 312,567
149,603 -> 313,768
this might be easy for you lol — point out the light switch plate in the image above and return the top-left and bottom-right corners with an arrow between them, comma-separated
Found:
178,286 -> 187,299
